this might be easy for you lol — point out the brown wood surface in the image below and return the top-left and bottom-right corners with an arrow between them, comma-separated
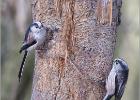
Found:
31,0 -> 122,99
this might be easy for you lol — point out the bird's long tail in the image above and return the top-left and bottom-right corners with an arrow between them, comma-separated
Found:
18,50 -> 28,82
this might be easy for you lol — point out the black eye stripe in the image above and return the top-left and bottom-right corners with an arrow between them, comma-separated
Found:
32,23 -> 39,28
116,60 -> 127,70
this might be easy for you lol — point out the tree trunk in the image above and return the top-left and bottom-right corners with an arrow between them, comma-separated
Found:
31,0 -> 122,99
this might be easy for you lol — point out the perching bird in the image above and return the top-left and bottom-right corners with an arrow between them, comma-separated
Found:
18,21 -> 47,82
103,58 -> 129,100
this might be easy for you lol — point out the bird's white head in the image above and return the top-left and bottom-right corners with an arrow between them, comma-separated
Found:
113,58 -> 128,71
30,21 -> 44,33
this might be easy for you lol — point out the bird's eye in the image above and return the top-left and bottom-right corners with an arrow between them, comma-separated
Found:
115,61 -> 118,65
35,26 -> 39,28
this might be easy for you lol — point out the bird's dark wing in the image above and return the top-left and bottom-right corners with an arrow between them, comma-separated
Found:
19,40 -> 37,53
115,74 -> 120,100
18,50 -> 28,82
24,26 -> 31,42
115,72 -> 128,100
115,80 -> 125,100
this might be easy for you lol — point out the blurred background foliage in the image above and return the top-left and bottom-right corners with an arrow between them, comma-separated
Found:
1,0 -> 139,100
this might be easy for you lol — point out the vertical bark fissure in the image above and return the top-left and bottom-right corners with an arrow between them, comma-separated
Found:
62,0 -> 75,63
54,1 -> 76,99
96,0 -> 112,25
54,57 -> 65,100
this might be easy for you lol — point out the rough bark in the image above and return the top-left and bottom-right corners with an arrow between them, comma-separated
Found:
31,0 -> 122,99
